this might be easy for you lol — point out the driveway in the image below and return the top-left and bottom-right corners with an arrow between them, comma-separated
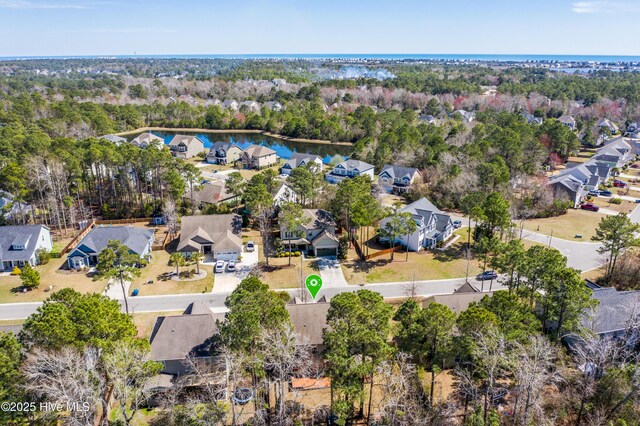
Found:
317,257 -> 348,288
210,246 -> 259,293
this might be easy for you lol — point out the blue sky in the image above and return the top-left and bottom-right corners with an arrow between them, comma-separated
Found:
1,0 -> 639,56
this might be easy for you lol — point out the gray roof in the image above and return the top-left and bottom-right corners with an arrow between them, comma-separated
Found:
243,144 -> 277,158
71,226 -> 153,256
178,214 -> 242,252
425,292 -> 491,314
190,182 -> 236,205
379,165 -> 420,180
558,115 -> 576,125
131,132 -> 163,145
168,135 -> 204,148
399,198 -> 452,233
583,286 -> 640,335
0,225 -> 47,262
286,302 -> 331,346
334,159 -> 374,173
100,134 -> 126,143
283,153 -> 323,169
208,141 -> 241,154
150,303 -> 225,361
301,209 -> 336,230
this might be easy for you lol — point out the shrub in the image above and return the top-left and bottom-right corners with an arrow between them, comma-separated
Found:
20,264 -> 40,290
284,251 -> 290,257
10,266 -> 21,275
37,249 -> 51,265
294,251 -> 301,257
610,197 -> 623,205
338,236 -> 349,260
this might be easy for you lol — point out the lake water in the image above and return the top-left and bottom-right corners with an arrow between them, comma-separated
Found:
129,131 -> 351,164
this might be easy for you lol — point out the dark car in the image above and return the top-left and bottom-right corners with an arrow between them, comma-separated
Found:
476,270 -> 498,281
598,190 -> 613,197
613,180 -> 627,188
587,190 -> 599,197
580,203 -> 600,212
631,164 -> 639,169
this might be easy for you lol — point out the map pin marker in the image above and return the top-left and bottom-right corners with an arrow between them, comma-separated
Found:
305,274 -> 323,300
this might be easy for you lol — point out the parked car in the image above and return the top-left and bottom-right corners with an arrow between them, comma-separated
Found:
598,190 -> 613,197
580,203 -> 600,212
476,270 -> 498,281
214,260 -> 226,273
631,164 -> 639,169
246,241 -> 255,252
587,190 -> 599,197
613,180 -> 627,188
453,220 -> 462,229
227,260 -> 236,272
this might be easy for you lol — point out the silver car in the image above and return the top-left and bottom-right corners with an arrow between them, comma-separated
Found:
214,260 -> 225,273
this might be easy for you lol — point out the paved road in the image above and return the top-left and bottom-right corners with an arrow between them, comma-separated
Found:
0,277 -> 506,321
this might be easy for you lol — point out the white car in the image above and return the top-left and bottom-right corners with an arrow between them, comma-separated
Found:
227,260 -> 236,272
214,260 -> 226,273
246,241 -> 255,252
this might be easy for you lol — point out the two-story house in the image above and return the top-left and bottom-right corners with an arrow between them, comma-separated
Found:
205,142 -> 244,165
379,198 -> 454,251
67,226 -> 154,270
177,214 -> 243,261
131,132 -> 164,149
0,225 -> 52,271
241,144 -> 279,169
558,115 -> 577,131
596,118 -> 619,134
325,159 -> 375,184
280,209 -> 339,257
280,153 -> 323,175
378,165 -> 421,194
168,135 -> 206,159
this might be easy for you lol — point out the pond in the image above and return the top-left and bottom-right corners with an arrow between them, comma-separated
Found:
128,131 -> 352,164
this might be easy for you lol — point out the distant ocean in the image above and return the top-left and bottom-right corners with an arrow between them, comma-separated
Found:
3,54 -> 640,63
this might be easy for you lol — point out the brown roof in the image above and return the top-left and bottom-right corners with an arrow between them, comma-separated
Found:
244,144 -> 277,158
423,292 -> 494,314
168,134 -> 204,148
149,304 -> 226,361
177,214 -> 242,252
302,209 -> 336,229
286,302 -> 331,346
190,182 -> 236,205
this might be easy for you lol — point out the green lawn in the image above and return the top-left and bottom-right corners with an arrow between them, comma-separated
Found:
522,209 -> 604,241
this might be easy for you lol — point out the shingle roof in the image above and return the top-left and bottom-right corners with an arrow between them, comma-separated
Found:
190,182 -> 235,205
71,226 -> 153,256
0,225 -> 47,262
379,164 -> 420,179
283,153 -> 323,169
131,132 -> 163,145
100,134 -> 126,143
334,159 -> 374,172
558,115 -> 576,125
177,215 -> 242,252
583,287 -> 640,335
286,302 -> 331,346
168,135 -> 204,148
301,209 -> 336,229
243,144 -> 277,158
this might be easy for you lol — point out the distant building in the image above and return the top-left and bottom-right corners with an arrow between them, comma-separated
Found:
547,174 -> 586,208
523,112 -> 543,125
100,134 -> 127,145
131,132 -> 164,149
67,226 -> 154,269
222,100 -> 239,111
177,214 -> 243,261
558,115 -> 577,131
0,225 -> 52,271
596,118 -> 619,134
205,142 -> 244,165
280,153 -> 323,175
168,135 -> 205,159
418,115 -> 438,125
241,144 -> 278,169
150,302 -> 225,375
240,100 -> 261,113
189,182 -> 239,207
264,101 -> 284,111
423,282 -> 493,314
379,198 -> 454,251
453,109 -> 476,123
325,159 -> 375,184
273,182 -> 298,206
378,165 -> 421,194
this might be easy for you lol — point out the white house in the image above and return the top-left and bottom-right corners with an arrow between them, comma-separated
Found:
325,159 -> 375,184
222,100 -> 239,111
558,115 -> 577,131
377,165 -> 421,194
0,225 -> 52,271
379,198 -> 454,251
596,118 -> 619,134
177,214 -> 243,261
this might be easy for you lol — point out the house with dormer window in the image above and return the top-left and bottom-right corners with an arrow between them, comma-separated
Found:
168,135 -> 206,159
0,225 -> 52,271
205,142 -> 244,165
325,159 -> 375,184
379,198 -> 454,251
378,165 -> 421,194
280,153 -> 323,175
279,209 -> 339,257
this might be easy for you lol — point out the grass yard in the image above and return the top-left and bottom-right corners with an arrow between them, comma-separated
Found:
0,256 -> 107,304
341,230 -> 482,284
523,209 -> 604,241
590,197 -> 638,214
257,252 -> 319,289
581,267 -> 606,282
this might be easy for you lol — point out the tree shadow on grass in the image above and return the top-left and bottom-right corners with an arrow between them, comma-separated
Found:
343,258 -> 390,274
432,243 -> 468,263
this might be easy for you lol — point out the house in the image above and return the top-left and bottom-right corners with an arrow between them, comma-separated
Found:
264,101 -> 284,111
286,299 -> 331,353
558,115 -> 577,131
240,100 -> 260,113
453,109 -> 476,123
418,115 -> 438,125
325,159 -> 375,184
377,165 -> 421,194
280,153 -> 323,175
0,191 -> 33,221
168,135 -> 205,159
523,112 -> 543,125
423,282 -> 494,314
547,174 -> 586,208
273,182 -> 299,206
593,137 -> 634,167
66,226 -> 154,270
280,209 -> 339,257
188,182 -> 239,207
552,160 -> 611,192
379,198 -> 454,251
150,302 -> 225,375
205,142 -> 244,165
596,118 -> 619,134
131,132 -> 164,149
625,122 -> 640,138
0,225 -> 52,271
241,144 -> 279,169
222,100 -> 239,111
177,214 -> 243,261
100,134 -> 126,145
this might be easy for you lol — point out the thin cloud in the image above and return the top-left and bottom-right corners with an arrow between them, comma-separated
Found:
572,1 -> 640,14
55,28 -> 178,34
0,0 -> 111,9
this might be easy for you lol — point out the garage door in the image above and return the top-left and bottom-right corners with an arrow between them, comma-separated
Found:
316,248 -> 337,257
215,251 -> 239,261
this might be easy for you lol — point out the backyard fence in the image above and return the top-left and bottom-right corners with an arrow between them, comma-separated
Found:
352,235 -> 403,261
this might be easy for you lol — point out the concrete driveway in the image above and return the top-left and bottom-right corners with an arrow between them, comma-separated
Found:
317,257 -> 348,288
210,246 -> 259,293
